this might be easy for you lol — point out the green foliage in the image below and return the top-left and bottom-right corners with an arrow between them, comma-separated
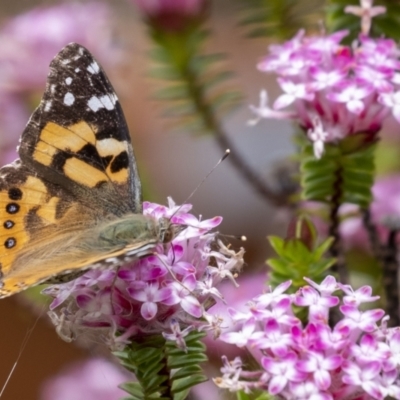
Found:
237,0 -> 324,39
267,232 -> 335,292
115,331 -> 208,400
148,26 -> 241,134
237,390 -> 275,400
300,135 -> 376,209
326,0 -> 400,41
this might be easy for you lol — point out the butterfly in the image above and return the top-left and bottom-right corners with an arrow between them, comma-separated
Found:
0,43 -> 175,298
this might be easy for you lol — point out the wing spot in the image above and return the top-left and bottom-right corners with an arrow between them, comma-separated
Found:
4,220 -> 14,229
8,187 -> 22,201
44,101 -> 52,112
4,238 -> 16,249
6,203 -> 19,214
87,96 -> 103,112
75,68 -> 80,72
87,61 -> 100,74
65,77 -> 73,85
87,95 -> 115,112
64,92 -> 75,106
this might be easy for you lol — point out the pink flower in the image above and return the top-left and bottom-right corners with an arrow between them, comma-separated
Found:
40,358 -> 130,400
132,0 -> 207,32
44,200 -> 243,349
216,276 -> 400,400
296,351 -> 342,390
345,0 -> 386,35
134,0 -> 204,15
262,352 -> 307,395
251,5 -> 400,160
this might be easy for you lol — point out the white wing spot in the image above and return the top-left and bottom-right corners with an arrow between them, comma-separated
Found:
65,77 -> 73,85
87,61 -> 100,74
50,84 -> 56,94
78,47 -> 84,55
75,68 -> 80,73
87,96 -> 103,112
44,101 -> 52,112
61,59 -> 70,65
64,92 -> 75,106
87,95 -> 115,112
100,95 -> 114,110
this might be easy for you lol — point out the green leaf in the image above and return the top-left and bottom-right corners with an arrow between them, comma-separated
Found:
167,353 -> 208,368
300,139 -> 376,209
171,374 -> 208,393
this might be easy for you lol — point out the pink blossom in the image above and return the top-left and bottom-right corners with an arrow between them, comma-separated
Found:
134,0 -> 205,16
262,352 -> 307,395
296,351 -> 342,390
216,277 -> 400,400
220,318 -> 258,348
345,0 -> 386,35
326,79 -> 373,115
252,9 -> 400,159
132,0 -> 207,32
294,286 -> 339,322
44,200 -> 242,348
342,361 -> 384,399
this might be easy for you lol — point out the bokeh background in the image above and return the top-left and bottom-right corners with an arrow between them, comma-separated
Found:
0,1 -> 312,399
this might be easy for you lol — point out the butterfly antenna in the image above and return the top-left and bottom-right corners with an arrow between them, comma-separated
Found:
170,149 -> 230,220
219,234 -> 247,242
185,149 -> 230,206
0,306 -> 44,398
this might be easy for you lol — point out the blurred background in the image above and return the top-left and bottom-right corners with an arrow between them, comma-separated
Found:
0,0 -> 371,398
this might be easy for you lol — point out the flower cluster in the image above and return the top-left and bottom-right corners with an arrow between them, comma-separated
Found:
250,9 -> 400,158
44,200 -> 244,349
215,276 -> 400,400
133,0 -> 207,32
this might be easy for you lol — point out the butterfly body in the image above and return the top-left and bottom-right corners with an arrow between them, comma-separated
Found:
0,43 -> 172,297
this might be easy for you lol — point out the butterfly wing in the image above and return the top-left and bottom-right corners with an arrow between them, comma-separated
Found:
0,43 -> 142,297
20,43 -> 142,215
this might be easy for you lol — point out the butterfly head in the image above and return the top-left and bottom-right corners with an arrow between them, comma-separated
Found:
158,217 -> 186,244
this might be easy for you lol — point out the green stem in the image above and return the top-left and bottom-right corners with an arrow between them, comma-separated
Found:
328,167 -> 348,284
382,229 -> 400,327
362,208 -> 382,261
